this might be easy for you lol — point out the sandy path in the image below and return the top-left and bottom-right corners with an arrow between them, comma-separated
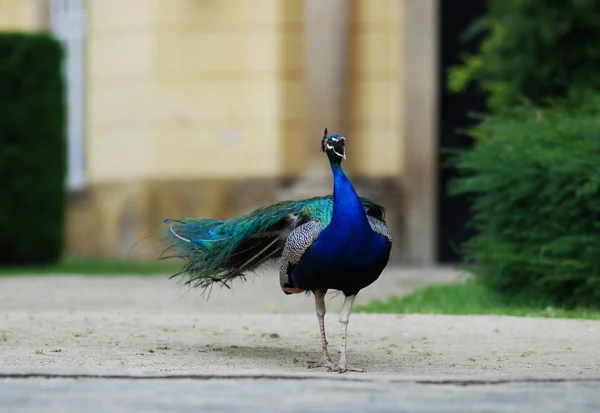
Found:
1,268 -> 598,379
0,267 -> 459,313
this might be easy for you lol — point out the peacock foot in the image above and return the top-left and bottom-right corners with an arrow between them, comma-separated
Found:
307,355 -> 337,370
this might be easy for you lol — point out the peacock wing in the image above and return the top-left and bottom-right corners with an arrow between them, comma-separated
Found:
366,215 -> 393,243
278,220 -> 322,294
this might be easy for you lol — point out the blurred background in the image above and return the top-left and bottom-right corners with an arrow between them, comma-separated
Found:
2,0 -> 473,266
2,0 -> 599,315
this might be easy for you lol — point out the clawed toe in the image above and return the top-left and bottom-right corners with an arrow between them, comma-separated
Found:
308,360 -> 364,373
307,358 -> 337,370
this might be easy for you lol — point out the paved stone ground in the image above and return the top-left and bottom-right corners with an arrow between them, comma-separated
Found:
2,375 -> 599,413
1,267 -> 599,411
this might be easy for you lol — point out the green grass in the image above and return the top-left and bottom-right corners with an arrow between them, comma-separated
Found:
0,257 -> 182,276
355,281 -> 600,320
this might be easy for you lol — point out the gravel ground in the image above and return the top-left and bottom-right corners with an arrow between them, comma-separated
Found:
1,268 -> 599,412
0,268 -> 598,378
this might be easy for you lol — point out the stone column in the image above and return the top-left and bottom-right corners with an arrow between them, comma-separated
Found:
400,0 -> 439,265
304,0 -> 349,171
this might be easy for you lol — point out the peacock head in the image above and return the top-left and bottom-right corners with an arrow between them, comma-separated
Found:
320,128 -> 346,164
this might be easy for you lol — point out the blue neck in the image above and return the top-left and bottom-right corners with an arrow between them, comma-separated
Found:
330,162 -> 371,231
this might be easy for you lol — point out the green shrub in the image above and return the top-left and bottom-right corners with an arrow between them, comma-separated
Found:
451,95 -> 600,308
0,33 -> 66,264
449,0 -> 600,110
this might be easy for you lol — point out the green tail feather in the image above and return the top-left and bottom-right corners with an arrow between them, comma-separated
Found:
159,195 -> 386,293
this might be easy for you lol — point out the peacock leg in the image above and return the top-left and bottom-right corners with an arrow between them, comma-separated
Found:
307,289 -> 336,370
331,294 -> 364,373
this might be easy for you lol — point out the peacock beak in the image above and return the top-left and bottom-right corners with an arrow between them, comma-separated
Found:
332,137 -> 346,160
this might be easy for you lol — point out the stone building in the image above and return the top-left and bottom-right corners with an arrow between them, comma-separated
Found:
2,0 -> 472,266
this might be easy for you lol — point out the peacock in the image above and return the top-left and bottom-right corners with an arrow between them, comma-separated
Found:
159,128 -> 392,373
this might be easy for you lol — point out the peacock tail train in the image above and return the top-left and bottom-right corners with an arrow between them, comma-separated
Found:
158,195 -> 386,293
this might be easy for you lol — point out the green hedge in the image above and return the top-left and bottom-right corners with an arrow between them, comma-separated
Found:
449,0 -> 600,110
451,96 -> 600,308
0,33 -> 66,264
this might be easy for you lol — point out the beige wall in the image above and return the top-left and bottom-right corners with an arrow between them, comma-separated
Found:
347,0 -> 403,177
86,0 -> 305,184
0,0 -> 48,31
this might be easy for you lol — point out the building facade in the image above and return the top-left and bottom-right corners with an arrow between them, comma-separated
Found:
0,0 -> 439,265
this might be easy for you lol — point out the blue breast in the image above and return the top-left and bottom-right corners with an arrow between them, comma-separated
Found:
290,162 -> 391,295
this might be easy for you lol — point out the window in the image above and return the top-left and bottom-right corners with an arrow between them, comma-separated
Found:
50,0 -> 87,191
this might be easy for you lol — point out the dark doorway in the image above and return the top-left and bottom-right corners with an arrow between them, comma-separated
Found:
437,0 -> 488,262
